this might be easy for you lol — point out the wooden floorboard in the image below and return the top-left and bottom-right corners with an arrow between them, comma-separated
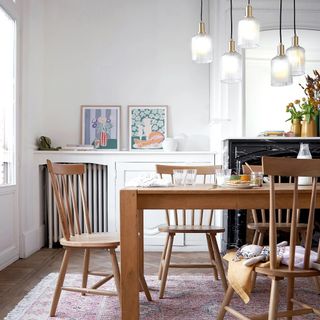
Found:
0,248 -> 212,318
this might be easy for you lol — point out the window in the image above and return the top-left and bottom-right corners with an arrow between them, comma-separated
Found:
0,6 -> 16,185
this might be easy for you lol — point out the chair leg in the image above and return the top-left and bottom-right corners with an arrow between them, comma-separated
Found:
159,233 -> 174,299
251,271 -> 258,290
50,248 -> 71,317
109,248 -> 121,296
209,233 -> 228,291
158,234 -> 169,280
258,232 -> 265,246
206,233 -> 218,280
81,248 -> 90,296
313,276 -> 320,293
286,277 -> 294,320
216,284 -> 234,320
268,278 -> 280,320
139,275 -> 152,301
252,230 -> 259,245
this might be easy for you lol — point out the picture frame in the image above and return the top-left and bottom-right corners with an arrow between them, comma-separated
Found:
128,105 -> 167,150
81,105 -> 120,150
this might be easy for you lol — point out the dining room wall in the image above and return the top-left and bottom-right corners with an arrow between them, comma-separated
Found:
21,0 -> 211,152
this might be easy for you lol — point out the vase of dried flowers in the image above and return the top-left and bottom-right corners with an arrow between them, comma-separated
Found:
286,100 -> 303,136
299,70 -> 320,136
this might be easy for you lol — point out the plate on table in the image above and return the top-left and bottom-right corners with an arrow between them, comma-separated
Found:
223,182 -> 253,189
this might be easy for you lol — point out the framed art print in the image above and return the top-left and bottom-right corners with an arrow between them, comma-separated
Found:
81,105 -> 120,150
128,105 -> 167,150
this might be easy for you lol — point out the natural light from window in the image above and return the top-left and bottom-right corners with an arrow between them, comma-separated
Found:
0,7 -> 16,185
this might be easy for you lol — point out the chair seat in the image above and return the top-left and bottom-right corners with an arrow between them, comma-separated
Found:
247,222 -> 308,232
255,264 -> 320,278
158,225 -> 225,233
60,232 -> 120,248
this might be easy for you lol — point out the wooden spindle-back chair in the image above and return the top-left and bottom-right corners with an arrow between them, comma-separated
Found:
218,156 -> 320,319
47,160 -> 151,317
156,164 -> 227,298
242,164 -> 308,246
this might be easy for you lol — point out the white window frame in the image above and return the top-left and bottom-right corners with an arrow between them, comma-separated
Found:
0,0 -> 20,188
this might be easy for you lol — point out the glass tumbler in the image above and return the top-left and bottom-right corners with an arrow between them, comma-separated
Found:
173,169 -> 185,186
184,169 -> 197,185
216,169 -> 231,186
250,172 -> 263,187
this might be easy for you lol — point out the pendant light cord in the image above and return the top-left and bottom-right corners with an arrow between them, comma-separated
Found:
279,0 -> 283,44
230,0 -> 233,39
248,0 -> 251,5
200,0 -> 203,22
293,0 -> 297,36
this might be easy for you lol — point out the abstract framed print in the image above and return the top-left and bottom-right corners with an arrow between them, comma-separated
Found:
81,105 -> 120,150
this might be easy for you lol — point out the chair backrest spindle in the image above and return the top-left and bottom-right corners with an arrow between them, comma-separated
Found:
262,156 -> 320,272
156,164 -> 221,227
47,160 -> 93,240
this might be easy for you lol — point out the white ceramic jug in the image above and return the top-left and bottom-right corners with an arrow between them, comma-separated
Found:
162,138 -> 178,152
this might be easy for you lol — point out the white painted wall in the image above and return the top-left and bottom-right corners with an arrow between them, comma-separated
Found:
17,0 -> 212,259
23,0 -> 211,152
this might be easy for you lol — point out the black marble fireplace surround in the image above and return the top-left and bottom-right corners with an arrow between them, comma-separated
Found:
224,138 -> 320,248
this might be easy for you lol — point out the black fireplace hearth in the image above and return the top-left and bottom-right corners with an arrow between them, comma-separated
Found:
223,137 -> 320,248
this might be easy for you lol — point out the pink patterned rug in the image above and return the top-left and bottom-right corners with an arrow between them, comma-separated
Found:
5,273 -> 320,319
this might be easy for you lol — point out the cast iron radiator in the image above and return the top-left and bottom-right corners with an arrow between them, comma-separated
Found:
40,163 -> 108,248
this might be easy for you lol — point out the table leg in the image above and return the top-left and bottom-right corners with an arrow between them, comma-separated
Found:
138,209 -> 152,301
120,190 -> 139,319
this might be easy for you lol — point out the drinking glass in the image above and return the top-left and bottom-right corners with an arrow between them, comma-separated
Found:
184,169 -> 197,185
216,169 -> 231,186
173,169 -> 185,186
250,172 -> 263,187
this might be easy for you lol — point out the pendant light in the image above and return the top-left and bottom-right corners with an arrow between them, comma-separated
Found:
191,0 -> 213,64
271,0 -> 292,86
221,0 -> 242,83
286,0 -> 305,76
238,0 -> 260,49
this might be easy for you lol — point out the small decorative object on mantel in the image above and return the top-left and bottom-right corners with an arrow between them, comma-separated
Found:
162,138 -> 178,152
60,144 -> 94,151
258,130 -> 285,137
37,136 -> 61,151
128,105 -> 167,151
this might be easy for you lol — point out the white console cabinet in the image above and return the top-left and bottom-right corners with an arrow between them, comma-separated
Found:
30,151 -> 216,254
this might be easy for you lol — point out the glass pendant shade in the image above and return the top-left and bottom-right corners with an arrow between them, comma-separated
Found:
286,36 -> 305,76
238,5 -> 260,48
191,22 -> 213,63
271,44 -> 292,86
221,40 -> 242,83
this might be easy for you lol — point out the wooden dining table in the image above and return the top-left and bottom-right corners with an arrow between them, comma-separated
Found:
119,183 -> 320,320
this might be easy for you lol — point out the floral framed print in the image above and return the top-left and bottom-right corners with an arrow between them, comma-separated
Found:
81,105 -> 120,150
128,105 -> 167,150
